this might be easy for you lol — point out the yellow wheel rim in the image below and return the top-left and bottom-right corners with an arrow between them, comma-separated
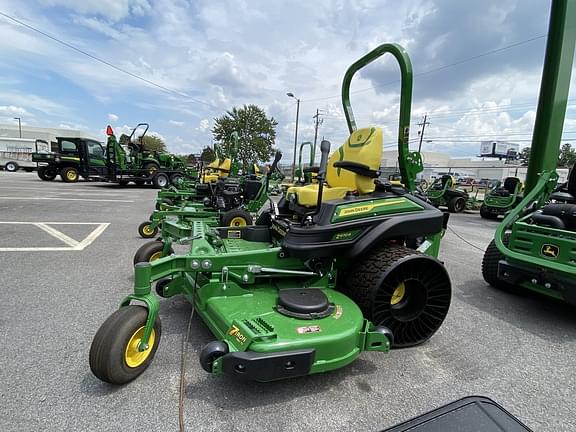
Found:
142,225 -> 154,236
229,216 -> 247,227
149,251 -> 163,262
148,166 -> 158,175
67,171 -> 77,181
391,282 -> 406,305
124,327 -> 156,368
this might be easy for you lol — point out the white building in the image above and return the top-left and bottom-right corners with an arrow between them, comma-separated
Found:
0,124 -> 96,143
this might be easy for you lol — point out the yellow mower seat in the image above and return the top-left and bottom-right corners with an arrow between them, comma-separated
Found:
287,127 -> 383,207
203,158 -> 231,183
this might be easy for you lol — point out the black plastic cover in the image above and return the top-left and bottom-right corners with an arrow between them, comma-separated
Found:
277,288 -> 335,319
381,396 -> 532,432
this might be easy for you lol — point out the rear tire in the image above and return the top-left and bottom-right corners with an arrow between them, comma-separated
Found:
152,173 -> 169,189
61,166 -> 79,183
170,173 -> 184,186
481,234 -> 516,292
133,241 -> 174,265
221,208 -> 253,227
341,245 -> 451,348
89,305 -> 161,385
38,166 -> 57,181
5,162 -> 18,172
448,196 -> 466,213
143,162 -> 160,176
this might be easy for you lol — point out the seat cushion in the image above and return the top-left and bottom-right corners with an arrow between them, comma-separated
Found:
286,183 -> 351,207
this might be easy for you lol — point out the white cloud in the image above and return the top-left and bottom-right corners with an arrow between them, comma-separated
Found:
108,113 -> 119,122
39,0 -> 152,22
169,120 -> 184,127
198,119 -> 210,132
0,106 -> 31,117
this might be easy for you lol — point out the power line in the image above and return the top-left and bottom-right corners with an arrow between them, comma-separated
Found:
302,34 -> 547,103
0,11 -> 220,110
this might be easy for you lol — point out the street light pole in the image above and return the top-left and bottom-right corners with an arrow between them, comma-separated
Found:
286,92 -> 300,182
13,117 -> 22,138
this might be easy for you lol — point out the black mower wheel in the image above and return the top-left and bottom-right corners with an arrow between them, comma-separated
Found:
38,166 -> 57,181
221,208 -> 253,227
5,162 -> 18,172
342,245 -> 451,348
138,221 -> 158,239
89,305 -> 161,385
481,234 -> 516,292
479,204 -> 498,220
143,162 -> 160,176
170,173 -> 184,186
447,196 -> 466,213
133,241 -> 174,265
152,173 -> 169,189
155,278 -> 172,298
61,166 -> 80,183
199,341 -> 229,373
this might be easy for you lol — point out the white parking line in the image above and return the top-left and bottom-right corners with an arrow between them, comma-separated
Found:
0,196 -> 133,203
0,222 -> 110,251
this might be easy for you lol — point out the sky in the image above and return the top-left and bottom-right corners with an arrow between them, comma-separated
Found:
0,0 -> 575,163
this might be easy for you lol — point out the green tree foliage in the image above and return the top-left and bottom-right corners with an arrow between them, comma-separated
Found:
212,104 -> 278,167
141,135 -> 166,153
200,146 -> 217,163
558,143 -> 576,167
519,147 -> 531,165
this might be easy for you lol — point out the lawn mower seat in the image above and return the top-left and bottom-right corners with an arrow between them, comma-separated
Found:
203,158 -> 232,182
286,127 -> 383,207
533,203 -> 576,230
433,175 -> 453,190
493,177 -> 521,197
550,164 -> 576,203
216,158 -> 232,177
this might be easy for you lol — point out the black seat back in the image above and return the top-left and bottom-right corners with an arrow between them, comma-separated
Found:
503,177 -> 520,194
244,179 -> 262,200
567,164 -> 576,196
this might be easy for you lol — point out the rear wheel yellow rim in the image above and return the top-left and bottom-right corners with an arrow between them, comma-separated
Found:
149,251 -> 163,262
391,282 -> 406,305
67,170 -> 77,181
124,327 -> 156,368
142,225 -> 154,236
229,216 -> 247,227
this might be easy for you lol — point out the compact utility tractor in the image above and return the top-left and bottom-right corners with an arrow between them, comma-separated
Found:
90,43 -> 452,385
482,0 -> 576,305
425,175 -> 471,213
480,177 -> 523,219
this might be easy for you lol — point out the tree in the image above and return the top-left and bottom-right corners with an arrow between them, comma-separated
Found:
558,143 -> 576,167
200,146 -> 216,163
519,147 -> 531,166
141,135 -> 166,153
212,104 -> 278,167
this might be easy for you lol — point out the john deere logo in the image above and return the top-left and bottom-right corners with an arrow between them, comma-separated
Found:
541,244 -> 559,259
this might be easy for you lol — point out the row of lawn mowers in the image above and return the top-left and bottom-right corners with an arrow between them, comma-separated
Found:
88,20 -> 576,391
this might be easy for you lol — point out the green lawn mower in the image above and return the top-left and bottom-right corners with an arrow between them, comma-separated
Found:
480,177 -> 523,219
482,0 -> 576,305
425,175 -> 471,213
89,43 -> 452,385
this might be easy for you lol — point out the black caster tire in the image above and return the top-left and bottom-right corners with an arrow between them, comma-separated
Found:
89,305 -> 161,385
220,208 -> 253,227
480,204 -> 498,220
155,278 -> 172,298
133,241 -> 173,265
199,341 -> 229,373
481,234 -> 517,292
138,221 -> 158,239
341,245 -> 451,348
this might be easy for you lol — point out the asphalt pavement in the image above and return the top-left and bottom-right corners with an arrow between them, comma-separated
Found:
0,171 -> 575,432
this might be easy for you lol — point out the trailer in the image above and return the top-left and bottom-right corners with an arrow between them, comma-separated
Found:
0,137 -> 38,172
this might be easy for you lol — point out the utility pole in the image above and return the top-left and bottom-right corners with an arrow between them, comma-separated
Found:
417,114 -> 430,152
312,109 -> 324,162
13,117 -> 22,138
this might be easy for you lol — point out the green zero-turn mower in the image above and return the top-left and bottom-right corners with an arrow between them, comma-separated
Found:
89,42 -> 452,385
134,152 -> 283,264
425,175 -> 470,213
480,177 -> 523,219
482,0 -> 576,305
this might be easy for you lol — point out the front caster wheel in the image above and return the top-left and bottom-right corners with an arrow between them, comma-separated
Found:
199,341 -> 229,373
89,305 -> 161,385
155,278 -> 172,298
138,221 -> 158,238
133,241 -> 174,265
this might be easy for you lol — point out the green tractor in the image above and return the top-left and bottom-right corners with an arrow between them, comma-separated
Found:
89,43 -> 452,385
479,177 -> 523,220
482,0 -> 576,305
425,175 -> 470,213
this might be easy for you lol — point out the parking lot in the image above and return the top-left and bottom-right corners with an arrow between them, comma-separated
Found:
1,170 -> 575,432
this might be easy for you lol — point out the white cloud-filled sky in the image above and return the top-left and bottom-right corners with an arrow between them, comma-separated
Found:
0,0 -> 575,162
